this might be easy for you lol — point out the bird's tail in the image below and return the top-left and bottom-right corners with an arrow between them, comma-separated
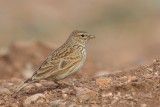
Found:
14,78 -> 32,93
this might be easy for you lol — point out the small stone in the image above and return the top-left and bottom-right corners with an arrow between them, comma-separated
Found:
35,83 -> 42,87
144,93 -> 153,99
0,87 -> 11,95
50,100 -> 76,107
50,100 -> 65,107
36,98 -> 46,104
50,100 -> 61,106
146,68 -> 153,72
102,92 -> 113,98
75,87 -> 96,103
154,71 -> 159,77
128,76 -> 137,83
62,94 -> 68,99
124,94 -> 133,100
24,93 -> 45,105
61,88 -> 69,94
144,74 -> 152,79
0,100 -> 4,105
4,95 -> 8,101
11,103 -> 19,107
96,78 -> 111,86
141,104 -> 147,107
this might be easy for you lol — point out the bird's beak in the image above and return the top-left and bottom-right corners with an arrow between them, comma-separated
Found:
89,35 -> 96,39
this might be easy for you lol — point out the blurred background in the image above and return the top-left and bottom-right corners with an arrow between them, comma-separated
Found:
0,0 -> 160,79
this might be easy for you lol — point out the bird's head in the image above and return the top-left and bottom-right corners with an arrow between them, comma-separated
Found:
68,30 -> 95,46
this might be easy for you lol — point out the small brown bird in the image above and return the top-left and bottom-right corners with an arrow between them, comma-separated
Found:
15,30 -> 95,92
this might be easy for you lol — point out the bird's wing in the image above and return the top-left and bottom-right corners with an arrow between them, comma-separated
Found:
58,58 -> 77,70
31,50 -> 82,80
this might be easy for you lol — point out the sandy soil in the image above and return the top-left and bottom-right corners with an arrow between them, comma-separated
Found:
0,42 -> 160,107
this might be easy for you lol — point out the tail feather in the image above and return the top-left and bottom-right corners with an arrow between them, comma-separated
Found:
15,78 -> 32,93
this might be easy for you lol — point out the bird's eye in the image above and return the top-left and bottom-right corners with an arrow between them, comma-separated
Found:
81,34 -> 85,37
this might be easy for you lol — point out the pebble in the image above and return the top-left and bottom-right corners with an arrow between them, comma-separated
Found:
141,104 -> 147,107
24,93 -> 45,105
102,92 -> 113,98
0,100 -> 4,105
50,100 -> 76,107
0,87 -> 11,95
75,87 -> 97,103
96,78 -> 111,86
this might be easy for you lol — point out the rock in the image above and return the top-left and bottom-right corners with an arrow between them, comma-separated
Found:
36,98 -> 46,104
75,87 -> 97,103
127,76 -> 138,83
35,83 -> 42,87
10,103 -> 19,107
0,100 -> 4,105
24,93 -> 45,105
141,104 -> 147,107
50,100 -> 64,107
143,93 -> 153,99
0,87 -> 11,95
50,100 -> 76,107
102,92 -> 113,98
62,94 -> 68,99
96,78 -> 111,86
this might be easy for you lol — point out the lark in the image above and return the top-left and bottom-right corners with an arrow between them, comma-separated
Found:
15,30 -> 95,92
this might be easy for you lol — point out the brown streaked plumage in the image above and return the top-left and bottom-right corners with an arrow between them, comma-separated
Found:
15,30 -> 95,92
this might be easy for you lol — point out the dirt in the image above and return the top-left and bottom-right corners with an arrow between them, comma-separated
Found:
0,41 -> 160,107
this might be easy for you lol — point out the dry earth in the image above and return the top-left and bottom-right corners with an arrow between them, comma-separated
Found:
0,42 -> 160,107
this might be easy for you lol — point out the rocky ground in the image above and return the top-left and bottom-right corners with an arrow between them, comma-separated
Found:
0,42 -> 160,107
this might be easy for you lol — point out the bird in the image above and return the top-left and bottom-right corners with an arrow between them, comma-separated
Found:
15,30 -> 95,92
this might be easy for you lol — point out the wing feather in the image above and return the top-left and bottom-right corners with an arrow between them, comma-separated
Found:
31,48 -> 82,80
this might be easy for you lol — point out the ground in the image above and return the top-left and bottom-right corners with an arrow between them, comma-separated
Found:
0,41 -> 160,107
